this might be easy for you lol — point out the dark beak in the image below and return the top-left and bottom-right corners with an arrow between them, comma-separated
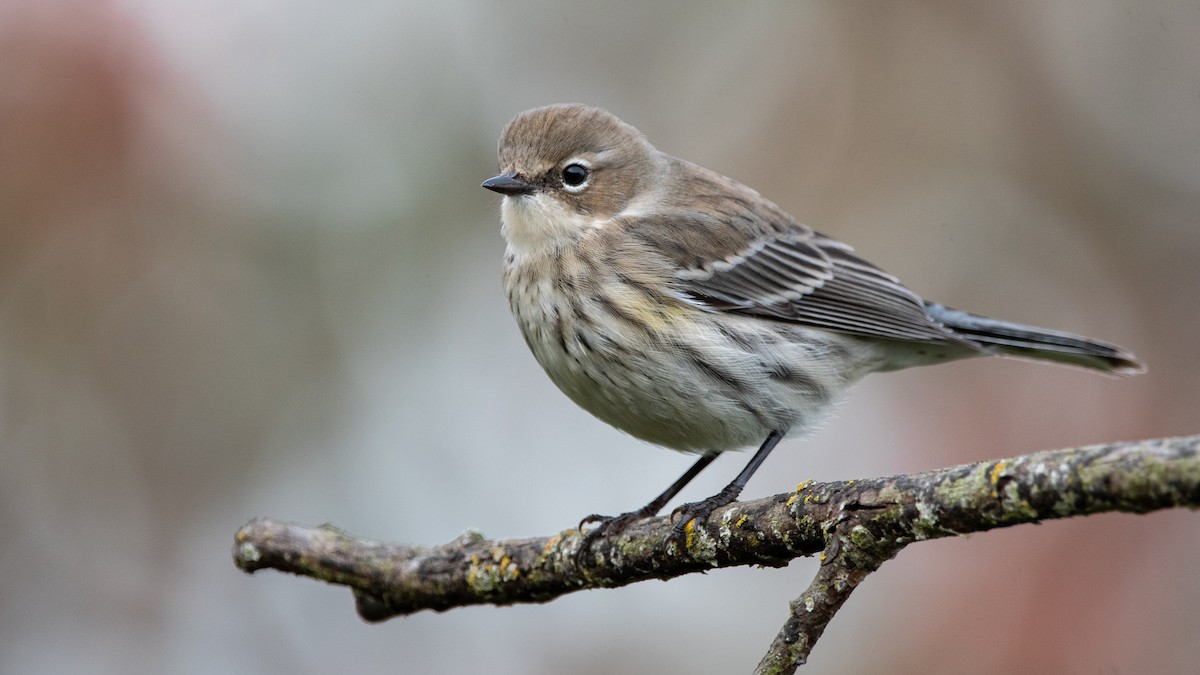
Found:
481,172 -> 535,196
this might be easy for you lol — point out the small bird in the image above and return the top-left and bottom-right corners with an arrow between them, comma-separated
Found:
482,103 -> 1144,543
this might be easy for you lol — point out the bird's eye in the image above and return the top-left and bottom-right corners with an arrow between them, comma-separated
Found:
561,163 -> 589,188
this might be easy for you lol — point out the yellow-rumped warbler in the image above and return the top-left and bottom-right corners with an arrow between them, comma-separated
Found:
482,103 -> 1144,540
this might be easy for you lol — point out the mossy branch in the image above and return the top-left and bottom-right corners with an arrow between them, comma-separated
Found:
233,434 -> 1200,673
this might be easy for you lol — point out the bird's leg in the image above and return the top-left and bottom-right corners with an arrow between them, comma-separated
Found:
669,430 -> 784,540
576,453 -> 718,561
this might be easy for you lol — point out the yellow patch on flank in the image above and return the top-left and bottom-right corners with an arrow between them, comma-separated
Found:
609,286 -> 690,333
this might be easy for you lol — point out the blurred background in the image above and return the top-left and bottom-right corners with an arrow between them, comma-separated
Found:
2,1 -> 1197,673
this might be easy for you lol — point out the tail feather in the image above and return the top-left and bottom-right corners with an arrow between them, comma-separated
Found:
924,303 -> 1146,375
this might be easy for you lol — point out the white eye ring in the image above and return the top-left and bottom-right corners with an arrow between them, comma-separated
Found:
560,159 -> 591,193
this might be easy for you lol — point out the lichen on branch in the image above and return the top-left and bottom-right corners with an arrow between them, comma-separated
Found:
233,434 -> 1200,673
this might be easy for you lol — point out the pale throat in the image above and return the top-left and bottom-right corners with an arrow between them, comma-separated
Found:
501,193 -> 606,257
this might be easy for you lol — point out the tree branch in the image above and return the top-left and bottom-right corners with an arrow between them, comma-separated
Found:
233,434 -> 1200,672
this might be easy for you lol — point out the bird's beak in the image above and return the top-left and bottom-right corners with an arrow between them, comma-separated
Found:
481,172 -> 535,196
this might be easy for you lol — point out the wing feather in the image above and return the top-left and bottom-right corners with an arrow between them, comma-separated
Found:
631,158 -> 969,344
700,232 -> 956,341
680,231 -> 961,342
638,164 -> 964,341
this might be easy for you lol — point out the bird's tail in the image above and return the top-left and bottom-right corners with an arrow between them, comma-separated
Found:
925,303 -> 1145,375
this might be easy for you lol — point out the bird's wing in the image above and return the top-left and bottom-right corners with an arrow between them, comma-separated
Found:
625,164 -> 961,343
670,226 -> 959,343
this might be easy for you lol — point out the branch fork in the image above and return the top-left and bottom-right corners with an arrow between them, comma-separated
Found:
234,434 -> 1200,673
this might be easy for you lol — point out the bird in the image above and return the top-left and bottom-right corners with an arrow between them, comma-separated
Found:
481,103 -> 1144,545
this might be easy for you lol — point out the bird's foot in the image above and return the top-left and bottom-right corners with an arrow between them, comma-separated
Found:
574,505 -> 658,569
668,484 -> 743,545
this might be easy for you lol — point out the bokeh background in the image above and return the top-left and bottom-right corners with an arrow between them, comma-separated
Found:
2,1 -> 1198,673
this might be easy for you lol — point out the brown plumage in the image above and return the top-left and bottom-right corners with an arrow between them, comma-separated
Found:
483,103 -> 1144,541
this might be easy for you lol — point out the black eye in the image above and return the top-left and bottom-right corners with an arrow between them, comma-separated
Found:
562,163 -> 589,187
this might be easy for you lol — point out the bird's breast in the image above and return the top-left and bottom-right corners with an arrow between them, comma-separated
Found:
501,245 -> 864,453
